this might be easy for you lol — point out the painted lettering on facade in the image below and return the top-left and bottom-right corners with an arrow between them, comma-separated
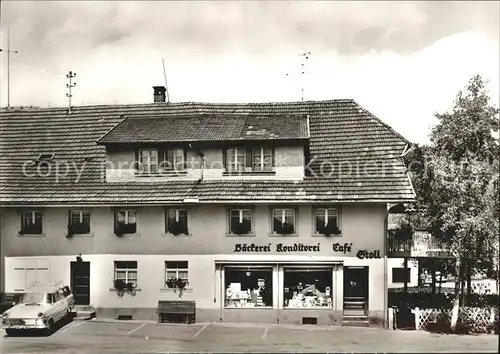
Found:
233,243 -> 321,253
332,243 -> 352,254
356,249 -> 381,259
233,243 -> 272,252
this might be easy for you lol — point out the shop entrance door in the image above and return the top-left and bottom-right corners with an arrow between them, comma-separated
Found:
343,266 -> 368,316
71,261 -> 90,306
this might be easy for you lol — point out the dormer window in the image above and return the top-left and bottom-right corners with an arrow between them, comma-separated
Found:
252,147 -> 273,171
164,148 -> 185,171
138,149 -> 158,174
225,147 -> 274,173
226,147 -> 246,172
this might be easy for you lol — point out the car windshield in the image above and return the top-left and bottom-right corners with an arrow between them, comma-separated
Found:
20,292 -> 45,304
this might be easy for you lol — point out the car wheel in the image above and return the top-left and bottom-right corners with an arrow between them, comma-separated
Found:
5,329 -> 17,337
44,319 -> 54,336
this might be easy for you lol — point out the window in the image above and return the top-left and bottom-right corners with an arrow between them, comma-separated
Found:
392,267 -> 411,283
21,210 -> 43,234
252,147 -> 273,171
314,208 -> 340,235
69,210 -> 91,234
225,267 -> 273,308
283,267 -> 333,308
272,208 -> 296,235
163,148 -> 185,171
138,148 -> 158,174
229,209 -> 252,235
114,261 -> 138,286
47,293 -> 56,304
13,259 -> 49,292
226,147 -> 246,172
165,261 -> 189,288
115,210 -> 137,234
165,209 -> 188,235
225,147 -> 274,173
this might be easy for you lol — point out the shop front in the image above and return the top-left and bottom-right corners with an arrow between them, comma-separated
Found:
215,240 -> 384,325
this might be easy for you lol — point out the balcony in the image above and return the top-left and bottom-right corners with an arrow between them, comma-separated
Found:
388,230 -> 453,258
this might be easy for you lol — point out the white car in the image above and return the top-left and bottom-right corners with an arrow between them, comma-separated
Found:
1,284 -> 74,336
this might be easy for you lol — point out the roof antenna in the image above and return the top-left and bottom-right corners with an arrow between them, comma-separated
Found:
66,71 -> 76,113
298,51 -> 311,101
286,51 -> 311,101
162,58 -> 171,103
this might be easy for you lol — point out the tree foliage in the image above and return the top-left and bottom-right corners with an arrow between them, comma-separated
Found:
403,75 -> 499,279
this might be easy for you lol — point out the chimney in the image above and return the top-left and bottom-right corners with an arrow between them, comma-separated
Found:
153,86 -> 166,103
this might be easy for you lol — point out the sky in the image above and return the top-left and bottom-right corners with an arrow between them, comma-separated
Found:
0,1 -> 499,144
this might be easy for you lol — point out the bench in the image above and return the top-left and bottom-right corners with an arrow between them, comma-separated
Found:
157,301 -> 196,324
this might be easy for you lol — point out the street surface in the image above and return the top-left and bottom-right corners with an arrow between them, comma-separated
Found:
0,318 -> 498,353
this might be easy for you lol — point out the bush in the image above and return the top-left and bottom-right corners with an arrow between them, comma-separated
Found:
388,290 -> 455,309
455,311 -> 475,334
464,293 -> 499,308
388,289 -> 499,310
427,312 -> 451,333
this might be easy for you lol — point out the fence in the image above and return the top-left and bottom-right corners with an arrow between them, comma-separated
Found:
413,307 -> 498,333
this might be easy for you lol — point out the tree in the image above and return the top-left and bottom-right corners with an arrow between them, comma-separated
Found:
429,75 -> 499,330
400,75 -> 499,331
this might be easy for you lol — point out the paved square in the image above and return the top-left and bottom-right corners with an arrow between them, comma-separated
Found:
1,320 -> 498,353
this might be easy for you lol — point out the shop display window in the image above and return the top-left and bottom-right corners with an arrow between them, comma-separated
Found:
283,267 -> 333,308
224,267 -> 273,308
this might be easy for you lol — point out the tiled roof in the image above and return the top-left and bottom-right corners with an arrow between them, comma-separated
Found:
98,114 -> 308,143
0,100 -> 416,205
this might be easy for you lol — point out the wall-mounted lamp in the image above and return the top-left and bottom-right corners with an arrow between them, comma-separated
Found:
76,254 -> 83,262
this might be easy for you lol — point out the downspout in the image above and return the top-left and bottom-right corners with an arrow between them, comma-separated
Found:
219,264 -> 223,322
276,262 -> 280,324
383,209 -> 389,329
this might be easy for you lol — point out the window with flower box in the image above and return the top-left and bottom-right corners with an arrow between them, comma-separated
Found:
114,261 -> 138,287
271,208 -> 296,235
68,210 -> 91,235
115,210 -> 137,235
314,208 -> 341,236
165,261 -> 189,288
229,209 -> 253,235
20,210 -> 43,235
165,209 -> 188,235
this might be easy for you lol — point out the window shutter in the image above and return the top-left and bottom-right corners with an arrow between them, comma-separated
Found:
166,149 -> 174,170
245,148 -> 252,168
134,149 -> 140,171
223,148 -> 227,170
158,148 -> 165,165
271,147 -> 275,167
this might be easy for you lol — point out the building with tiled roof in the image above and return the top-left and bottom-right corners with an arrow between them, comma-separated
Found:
0,86 -> 415,327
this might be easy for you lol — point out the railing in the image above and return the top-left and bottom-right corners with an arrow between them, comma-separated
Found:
388,230 -> 452,258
